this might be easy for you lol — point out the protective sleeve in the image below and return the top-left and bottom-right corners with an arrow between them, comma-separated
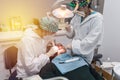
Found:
72,16 -> 103,56
18,39 -> 50,74
65,26 -> 75,38
55,26 -> 74,39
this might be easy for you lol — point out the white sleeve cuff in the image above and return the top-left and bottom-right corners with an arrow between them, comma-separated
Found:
72,39 -> 81,54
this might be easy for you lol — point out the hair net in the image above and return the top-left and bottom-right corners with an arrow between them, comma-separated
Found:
40,17 -> 58,32
69,0 -> 91,8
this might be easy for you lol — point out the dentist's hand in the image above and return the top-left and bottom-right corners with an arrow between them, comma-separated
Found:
49,43 -> 66,61
65,23 -> 72,33
46,46 -> 58,57
66,43 -> 72,50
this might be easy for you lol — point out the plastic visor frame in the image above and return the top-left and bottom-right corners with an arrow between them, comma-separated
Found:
68,1 -> 89,8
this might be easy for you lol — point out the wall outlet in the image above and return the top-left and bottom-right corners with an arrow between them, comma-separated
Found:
107,57 -> 110,61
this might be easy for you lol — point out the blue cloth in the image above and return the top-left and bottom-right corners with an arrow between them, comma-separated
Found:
91,11 -> 96,14
52,53 -> 88,74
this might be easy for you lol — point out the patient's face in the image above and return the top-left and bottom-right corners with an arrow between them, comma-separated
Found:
46,43 -> 66,54
56,43 -> 66,55
47,43 -> 66,60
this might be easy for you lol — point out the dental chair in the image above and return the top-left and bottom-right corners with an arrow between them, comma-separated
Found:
4,46 -> 18,80
91,46 -> 103,79
92,45 -> 103,65
4,46 -> 18,75
22,75 -> 69,80
4,46 -> 68,80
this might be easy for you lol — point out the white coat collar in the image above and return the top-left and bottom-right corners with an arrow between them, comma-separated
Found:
80,12 -> 100,25
24,28 -> 42,40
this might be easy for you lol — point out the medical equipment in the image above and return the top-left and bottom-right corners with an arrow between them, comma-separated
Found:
113,65 -> 120,80
52,5 -> 73,29
59,57 -> 80,64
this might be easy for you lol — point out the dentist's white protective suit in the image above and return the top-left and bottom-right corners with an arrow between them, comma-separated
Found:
56,12 -> 103,64
16,16 -> 59,78
16,28 -> 50,78
69,12 -> 103,63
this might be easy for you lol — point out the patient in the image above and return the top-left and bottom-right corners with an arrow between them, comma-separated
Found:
10,16 -> 66,80
46,42 -> 66,60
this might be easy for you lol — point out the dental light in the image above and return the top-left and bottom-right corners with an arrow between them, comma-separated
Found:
52,5 -> 74,29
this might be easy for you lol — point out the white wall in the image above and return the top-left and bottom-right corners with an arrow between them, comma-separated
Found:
102,0 -> 120,61
0,0 -> 56,26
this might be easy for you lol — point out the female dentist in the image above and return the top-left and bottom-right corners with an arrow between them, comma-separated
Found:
15,17 -> 61,80
56,0 -> 104,64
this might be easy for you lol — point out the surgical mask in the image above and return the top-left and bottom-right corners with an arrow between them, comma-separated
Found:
75,11 -> 86,17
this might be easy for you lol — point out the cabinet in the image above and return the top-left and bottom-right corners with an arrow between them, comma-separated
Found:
0,31 -> 23,55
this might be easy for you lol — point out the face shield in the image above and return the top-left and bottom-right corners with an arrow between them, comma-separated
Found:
69,0 -> 90,8
68,0 -> 91,17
